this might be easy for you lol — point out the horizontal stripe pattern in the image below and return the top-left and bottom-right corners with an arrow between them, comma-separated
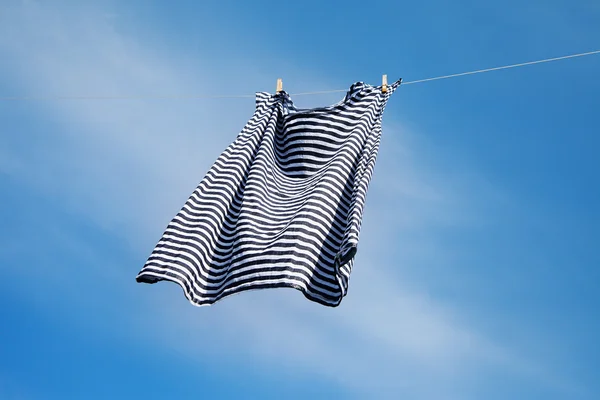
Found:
136,79 -> 401,306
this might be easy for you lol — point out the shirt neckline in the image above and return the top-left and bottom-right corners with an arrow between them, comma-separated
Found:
276,81 -> 369,115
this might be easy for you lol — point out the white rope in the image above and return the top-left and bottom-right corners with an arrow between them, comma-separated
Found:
400,49 -> 600,85
1,49 -> 598,101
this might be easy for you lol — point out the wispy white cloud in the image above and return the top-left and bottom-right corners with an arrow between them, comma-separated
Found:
0,2 -> 585,399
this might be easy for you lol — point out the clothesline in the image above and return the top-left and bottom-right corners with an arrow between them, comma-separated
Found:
1,49 -> 599,101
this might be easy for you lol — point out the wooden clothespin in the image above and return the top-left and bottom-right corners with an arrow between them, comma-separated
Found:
276,78 -> 283,93
382,74 -> 388,93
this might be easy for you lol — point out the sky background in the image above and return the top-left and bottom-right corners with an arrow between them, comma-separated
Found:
1,0 -> 599,399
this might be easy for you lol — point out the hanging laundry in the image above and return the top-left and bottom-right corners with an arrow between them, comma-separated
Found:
136,79 -> 401,307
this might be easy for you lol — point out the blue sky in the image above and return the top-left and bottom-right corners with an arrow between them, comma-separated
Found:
1,0 -> 599,398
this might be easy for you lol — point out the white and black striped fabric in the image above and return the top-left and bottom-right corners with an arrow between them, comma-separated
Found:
136,79 -> 401,307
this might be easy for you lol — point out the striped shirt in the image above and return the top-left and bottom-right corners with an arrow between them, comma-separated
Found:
136,79 -> 401,306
